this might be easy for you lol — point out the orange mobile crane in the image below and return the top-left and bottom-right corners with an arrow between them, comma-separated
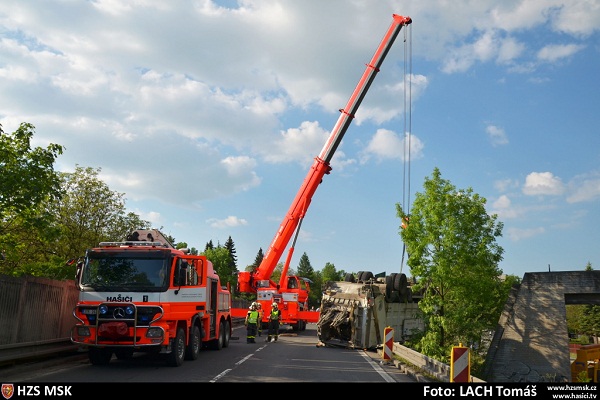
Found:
234,14 -> 412,331
71,229 -> 232,367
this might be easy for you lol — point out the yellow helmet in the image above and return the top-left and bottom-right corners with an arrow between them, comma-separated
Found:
272,302 -> 278,309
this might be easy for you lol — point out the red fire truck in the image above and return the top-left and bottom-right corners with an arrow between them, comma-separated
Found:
71,229 -> 232,367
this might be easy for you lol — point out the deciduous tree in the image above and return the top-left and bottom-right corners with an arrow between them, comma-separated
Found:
396,167 -> 507,364
0,123 -> 64,275
48,165 -> 150,269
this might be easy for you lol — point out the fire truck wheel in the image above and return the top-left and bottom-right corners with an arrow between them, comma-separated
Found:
88,347 -> 112,365
210,321 -> 225,350
185,325 -> 201,361
222,320 -> 231,348
166,327 -> 186,367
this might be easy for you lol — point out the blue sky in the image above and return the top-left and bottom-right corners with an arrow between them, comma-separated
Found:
1,1 -> 598,280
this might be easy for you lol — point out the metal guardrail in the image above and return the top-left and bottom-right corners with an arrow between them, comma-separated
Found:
385,342 -> 485,382
0,338 -> 79,366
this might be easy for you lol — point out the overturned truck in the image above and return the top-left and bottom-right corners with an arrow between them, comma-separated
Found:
316,271 -> 424,350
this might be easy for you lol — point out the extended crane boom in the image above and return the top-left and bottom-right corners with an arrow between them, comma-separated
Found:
236,14 -> 412,330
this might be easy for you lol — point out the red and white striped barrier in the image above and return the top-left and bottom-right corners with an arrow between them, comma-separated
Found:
383,327 -> 394,361
450,344 -> 470,382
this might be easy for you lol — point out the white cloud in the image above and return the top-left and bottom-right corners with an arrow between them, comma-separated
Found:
359,129 -> 424,164
537,44 -> 586,63
1,0 -> 599,279
494,179 -> 519,193
566,172 -> 600,203
486,125 -> 508,146
490,195 -> 522,219
506,226 -> 545,241
207,216 -> 248,229
263,121 -> 330,166
496,37 -> 526,64
522,172 -> 566,196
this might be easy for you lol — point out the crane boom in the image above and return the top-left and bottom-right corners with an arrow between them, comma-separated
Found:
237,14 -> 412,296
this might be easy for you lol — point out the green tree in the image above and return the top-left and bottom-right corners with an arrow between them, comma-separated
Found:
321,262 -> 345,284
567,304 -> 586,339
249,248 -> 264,273
0,123 -> 64,276
223,236 -> 240,291
297,252 -> 320,308
271,262 -> 284,284
202,244 -> 238,291
48,166 -> 150,265
396,167 -> 506,366
576,262 -> 600,344
308,269 -> 323,309
297,252 -> 315,280
580,304 -> 600,344
0,123 -> 64,221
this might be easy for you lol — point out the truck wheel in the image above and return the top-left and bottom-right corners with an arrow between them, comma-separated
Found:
386,274 -> 396,301
210,321 -> 225,350
88,347 -> 112,365
360,271 -> 374,282
356,271 -> 364,282
167,327 -> 186,367
222,320 -> 231,348
394,273 -> 407,293
185,325 -> 201,361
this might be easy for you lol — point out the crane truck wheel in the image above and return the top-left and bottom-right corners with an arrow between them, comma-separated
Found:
185,325 -> 201,361
88,347 -> 113,365
167,327 -> 186,367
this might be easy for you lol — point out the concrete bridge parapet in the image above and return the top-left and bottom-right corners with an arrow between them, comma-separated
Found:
483,270 -> 600,382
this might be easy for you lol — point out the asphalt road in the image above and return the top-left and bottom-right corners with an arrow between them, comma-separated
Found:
1,323 -> 418,383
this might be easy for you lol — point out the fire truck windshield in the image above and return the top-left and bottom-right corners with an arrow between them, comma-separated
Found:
81,250 -> 170,292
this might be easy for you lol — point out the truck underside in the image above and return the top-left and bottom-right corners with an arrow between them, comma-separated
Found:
316,272 -> 424,350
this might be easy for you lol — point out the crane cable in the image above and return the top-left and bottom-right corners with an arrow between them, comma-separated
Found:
400,22 -> 412,274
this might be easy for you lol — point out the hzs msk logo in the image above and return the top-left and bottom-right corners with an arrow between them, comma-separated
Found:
1,384 -> 14,400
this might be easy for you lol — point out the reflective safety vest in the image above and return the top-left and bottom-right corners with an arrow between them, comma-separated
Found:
270,310 -> 280,320
246,310 -> 259,324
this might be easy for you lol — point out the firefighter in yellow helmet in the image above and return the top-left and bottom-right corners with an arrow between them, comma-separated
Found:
245,302 -> 259,343
266,302 -> 281,343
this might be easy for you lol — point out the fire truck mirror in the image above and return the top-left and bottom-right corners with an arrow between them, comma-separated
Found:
174,260 -> 188,287
75,261 -> 83,281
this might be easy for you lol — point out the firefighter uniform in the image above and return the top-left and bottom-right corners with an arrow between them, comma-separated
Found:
245,303 -> 259,343
256,303 -> 264,337
266,303 -> 281,342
